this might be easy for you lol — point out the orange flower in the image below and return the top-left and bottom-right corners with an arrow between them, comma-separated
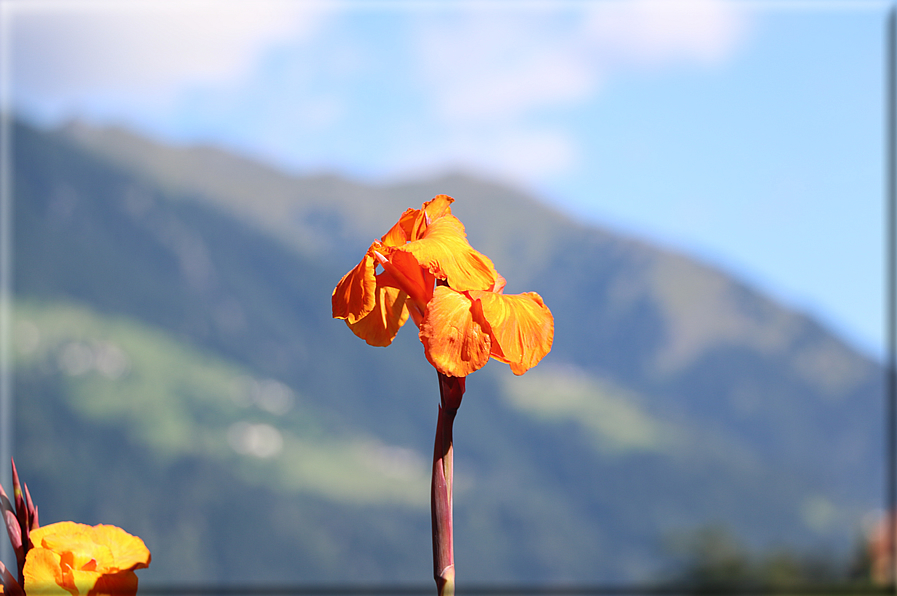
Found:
332,195 -> 553,377
23,522 -> 151,596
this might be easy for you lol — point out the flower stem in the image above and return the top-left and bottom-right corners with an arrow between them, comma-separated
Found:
431,373 -> 465,596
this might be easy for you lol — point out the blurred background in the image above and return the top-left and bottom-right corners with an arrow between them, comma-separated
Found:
0,0 -> 891,589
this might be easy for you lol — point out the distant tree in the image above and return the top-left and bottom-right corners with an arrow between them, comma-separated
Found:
661,525 -> 870,592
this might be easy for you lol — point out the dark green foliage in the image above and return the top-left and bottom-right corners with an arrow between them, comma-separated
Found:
662,525 -> 873,591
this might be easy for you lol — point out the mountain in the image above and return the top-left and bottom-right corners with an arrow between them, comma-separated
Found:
7,118 -> 884,586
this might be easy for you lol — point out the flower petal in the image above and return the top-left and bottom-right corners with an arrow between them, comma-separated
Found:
33,522 -> 86,550
22,548 -> 68,595
380,208 -> 417,247
402,195 -> 455,243
491,273 -> 507,294
347,282 -> 410,347
87,525 -> 151,571
400,215 -> 497,292
420,195 -> 454,224
419,286 -> 491,377
35,523 -> 106,574
376,248 -> 435,311
332,251 -> 377,324
469,290 -> 554,375
90,570 -> 140,596
25,523 -> 150,596
69,567 -> 100,596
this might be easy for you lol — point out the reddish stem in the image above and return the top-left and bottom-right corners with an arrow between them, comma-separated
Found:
431,373 -> 465,596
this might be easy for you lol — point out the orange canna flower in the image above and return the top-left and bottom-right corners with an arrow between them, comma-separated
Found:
332,195 -> 553,377
23,522 -> 151,596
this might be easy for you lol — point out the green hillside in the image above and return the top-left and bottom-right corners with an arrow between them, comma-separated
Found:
7,119 -> 883,586
14,300 -> 431,506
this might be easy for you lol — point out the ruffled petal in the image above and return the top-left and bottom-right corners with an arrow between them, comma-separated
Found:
469,290 -> 554,375
22,548 -> 68,595
380,208 -> 416,247
31,522 -> 80,546
332,251 -> 377,324
347,282 -> 410,346
87,525 -> 151,571
419,286 -> 491,377
403,195 -> 455,242
399,215 -> 497,292
420,195 -> 454,223
35,522 -> 93,561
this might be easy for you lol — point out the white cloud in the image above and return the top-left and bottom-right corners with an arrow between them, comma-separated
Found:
8,0 -> 330,104
413,0 -> 749,124
413,11 -> 595,124
583,0 -> 749,69
403,0 -> 750,185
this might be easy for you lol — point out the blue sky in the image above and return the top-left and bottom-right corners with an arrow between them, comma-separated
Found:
2,0 -> 891,359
